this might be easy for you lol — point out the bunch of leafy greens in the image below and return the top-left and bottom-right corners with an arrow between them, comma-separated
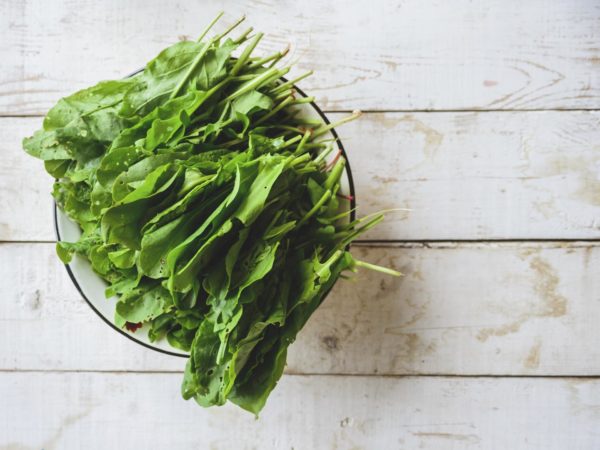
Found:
23,13 -> 399,414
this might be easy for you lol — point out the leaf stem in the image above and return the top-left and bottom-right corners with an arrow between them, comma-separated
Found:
246,47 -> 289,71
270,71 -> 313,95
170,44 -> 212,99
297,190 -> 332,227
197,11 -> 224,42
231,32 -> 264,76
353,260 -> 402,277
212,15 -> 246,42
290,96 -> 315,105
312,110 -> 362,139
277,133 -> 302,150
172,15 -> 248,100
293,130 -> 312,155
254,96 -> 294,125
223,66 -> 288,102
267,45 -> 290,68
324,157 -> 345,190
333,214 -> 385,251
233,27 -> 254,44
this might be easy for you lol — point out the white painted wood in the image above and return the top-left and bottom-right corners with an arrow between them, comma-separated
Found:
4,111 -> 600,241
347,111 -> 600,240
1,372 -> 598,450
2,242 -> 599,375
1,0 -> 599,114
0,117 -> 54,242
3,0 -> 600,444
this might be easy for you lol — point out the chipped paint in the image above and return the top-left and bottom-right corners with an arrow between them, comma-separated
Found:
18,289 -> 41,310
566,379 -> 600,416
524,339 -> 542,369
542,155 -> 600,206
412,432 -> 481,443
322,335 -> 340,352
340,417 -> 354,428
372,174 -> 400,184
40,408 -> 93,450
477,255 -> 567,341
399,115 -> 444,161
529,257 -> 568,318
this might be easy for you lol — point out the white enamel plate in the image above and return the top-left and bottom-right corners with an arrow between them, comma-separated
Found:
55,81 -> 356,357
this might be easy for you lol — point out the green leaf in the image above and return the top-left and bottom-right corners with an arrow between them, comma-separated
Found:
120,41 -> 204,117
231,90 -> 273,117
101,164 -> 184,249
115,283 -> 172,323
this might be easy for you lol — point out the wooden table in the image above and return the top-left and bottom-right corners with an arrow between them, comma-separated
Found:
1,1 -> 599,448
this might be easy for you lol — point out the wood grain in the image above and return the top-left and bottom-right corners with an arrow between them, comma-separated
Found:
3,1 -> 600,444
1,0 -> 599,114
1,372 -> 599,449
4,111 -> 600,242
0,117 -> 52,242
2,242 -> 599,375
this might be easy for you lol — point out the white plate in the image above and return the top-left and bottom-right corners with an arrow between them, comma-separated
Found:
55,87 -> 356,357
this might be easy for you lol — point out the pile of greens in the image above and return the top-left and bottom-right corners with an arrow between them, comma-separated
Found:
23,14 -> 398,414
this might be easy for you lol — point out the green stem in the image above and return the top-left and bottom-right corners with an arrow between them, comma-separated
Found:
277,133 -> 302,150
354,260 -> 402,277
255,96 -> 294,125
223,66 -> 287,102
273,88 -> 294,101
233,27 -> 253,44
197,11 -> 224,42
212,15 -> 246,42
270,71 -> 313,94
294,130 -> 312,155
313,143 -> 335,164
301,142 -> 329,149
170,44 -> 212,99
297,190 -> 332,227
245,50 -> 284,71
316,250 -> 344,279
267,45 -> 290,68
333,214 -> 385,252
211,102 -> 231,140
229,74 -> 260,82
294,166 -> 319,175
231,32 -> 264,76
324,157 -> 345,191
348,208 -> 413,227
288,118 -> 323,126
221,138 -> 243,148
289,152 -> 311,167
170,15 -> 246,100
290,96 -> 315,104
312,110 -> 361,139
328,207 -> 357,221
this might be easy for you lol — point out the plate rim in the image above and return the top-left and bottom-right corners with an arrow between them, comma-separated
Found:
54,74 -> 356,358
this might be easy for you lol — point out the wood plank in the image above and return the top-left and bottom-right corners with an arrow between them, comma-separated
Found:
0,117 -> 53,242
1,0 -> 599,114
1,372 -> 599,449
3,111 -> 600,241
348,111 -> 600,240
2,242 -> 599,375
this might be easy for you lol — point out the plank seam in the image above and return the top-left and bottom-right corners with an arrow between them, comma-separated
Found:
0,369 -> 599,378
3,239 -> 600,246
1,108 -> 600,119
